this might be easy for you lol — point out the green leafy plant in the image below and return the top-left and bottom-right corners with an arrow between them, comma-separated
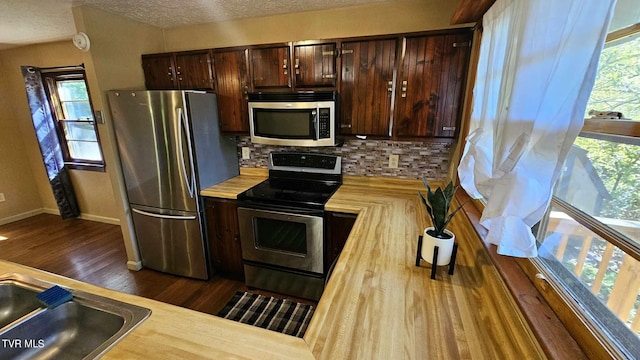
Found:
418,177 -> 469,239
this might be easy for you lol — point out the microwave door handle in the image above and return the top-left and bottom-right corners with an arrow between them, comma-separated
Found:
312,109 -> 318,140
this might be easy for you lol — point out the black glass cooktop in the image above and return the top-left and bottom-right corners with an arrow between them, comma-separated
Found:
238,178 -> 340,209
238,152 -> 342,210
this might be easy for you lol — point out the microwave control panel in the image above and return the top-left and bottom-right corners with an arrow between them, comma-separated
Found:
318,108 -> 331,139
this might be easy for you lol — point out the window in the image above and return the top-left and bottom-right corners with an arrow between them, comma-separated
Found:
534,14 -> 640,358
41,69 -> 104,171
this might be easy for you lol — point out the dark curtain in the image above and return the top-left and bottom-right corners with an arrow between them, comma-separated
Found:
21,66 -> 80,219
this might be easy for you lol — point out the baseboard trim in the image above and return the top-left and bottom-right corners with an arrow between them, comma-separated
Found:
41,208 -> 59,215
127,261 -> 142,271
78,214 -> 120,225
0,209 -> 46,226
1,208 -> 120,226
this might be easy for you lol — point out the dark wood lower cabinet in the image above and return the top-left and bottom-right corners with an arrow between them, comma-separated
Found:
325,212 -> 357,275
205,197 -> 244,281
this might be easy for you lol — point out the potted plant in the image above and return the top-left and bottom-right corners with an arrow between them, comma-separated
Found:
418,177 -> 468,266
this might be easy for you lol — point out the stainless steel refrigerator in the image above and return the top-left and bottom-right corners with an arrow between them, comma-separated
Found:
108,90 -> 238,279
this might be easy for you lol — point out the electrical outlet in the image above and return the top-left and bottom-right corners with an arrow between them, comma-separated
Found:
242,147 -> 251,160
388,154 -> 399,168
0,193 -> 5,202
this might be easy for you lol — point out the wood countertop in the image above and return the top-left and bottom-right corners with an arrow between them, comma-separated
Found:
311,177 -> 545,359
0,261 -> 312,360
201,171 -> 546,359
1,170 -> 545,359
200,167 -> 267,199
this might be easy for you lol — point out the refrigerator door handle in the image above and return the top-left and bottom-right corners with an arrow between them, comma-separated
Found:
132,207 -> 197,220
177,107 -> 196,198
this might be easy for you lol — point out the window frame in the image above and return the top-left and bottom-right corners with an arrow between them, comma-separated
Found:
41,69 -> 105,172
455,20 -> 640,360
531,21 -> 640,358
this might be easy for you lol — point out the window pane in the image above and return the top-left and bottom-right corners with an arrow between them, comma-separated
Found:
62,122 -> 97,142
67,140 -> 102,162
609,0 -> 640,33
585,32 -> 640,120
57,80 -> 89,101
555,137 -> 640,244
61,100 -> 93,120
537,208 -> 640,357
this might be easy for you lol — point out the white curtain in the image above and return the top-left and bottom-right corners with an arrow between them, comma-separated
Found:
458,0 -> 617,257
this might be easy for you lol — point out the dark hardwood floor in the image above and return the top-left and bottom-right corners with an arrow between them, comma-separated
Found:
0,214 -> 315,316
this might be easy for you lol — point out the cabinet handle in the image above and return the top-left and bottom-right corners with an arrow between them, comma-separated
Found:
242,84 -> 249,100
442,126 -> 456,131
283,59 -> 288,75
387,81 -> 393,96
321,74 -> 335,79
401,80 -> 408,98
453,41 -> 471,48
294,58 -> 300,75
340,124 -> 352,128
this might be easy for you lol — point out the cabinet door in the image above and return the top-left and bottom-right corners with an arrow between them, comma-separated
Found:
293,43 -> 337,88
250,45 -> 292,90
142,54 -> 177,90
205,198 -> 244,281
325,212 -> 357,275
340,39 -> 397,136
394,32 -> 472,138
175,52 -> 214,90
212,49 -> 250,133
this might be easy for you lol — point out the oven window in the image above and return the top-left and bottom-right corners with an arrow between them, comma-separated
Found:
253,109 -> 313,139
254,217 -> 307,255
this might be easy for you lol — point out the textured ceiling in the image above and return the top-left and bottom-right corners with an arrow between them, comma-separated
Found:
0,0 -> 395,50
75,0 -> 394,28
2,0 -> 636,51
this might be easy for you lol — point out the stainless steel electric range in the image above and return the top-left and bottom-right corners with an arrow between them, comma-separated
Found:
237,152 -> 342,301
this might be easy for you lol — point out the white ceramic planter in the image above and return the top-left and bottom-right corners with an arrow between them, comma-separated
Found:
421,227 -> 455,266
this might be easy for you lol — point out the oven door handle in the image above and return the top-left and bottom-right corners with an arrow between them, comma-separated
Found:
237,202 -> 324,216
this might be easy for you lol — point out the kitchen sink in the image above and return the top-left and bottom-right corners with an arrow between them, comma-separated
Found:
0,283 -> 41,328
0,273 -> 151,359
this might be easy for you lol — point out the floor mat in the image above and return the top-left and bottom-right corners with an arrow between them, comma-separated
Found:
217,291 -> 315,337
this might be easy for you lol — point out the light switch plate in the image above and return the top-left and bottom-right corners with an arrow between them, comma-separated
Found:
0,193 -> 5,202
389,154 -> 399,168
242,147 -> 251,160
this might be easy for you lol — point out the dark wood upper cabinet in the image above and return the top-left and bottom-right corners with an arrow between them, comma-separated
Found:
212,49 -> 250,133
250,45 -> 292,90
293,42 -> 337,89
174,52 -> 214,90
339,38 -> 397,136
141,27 -> 473,136
142,54 -> 176,90
394,31 -> 472,138
142,51 -> 214,91
205,198 -> 244,281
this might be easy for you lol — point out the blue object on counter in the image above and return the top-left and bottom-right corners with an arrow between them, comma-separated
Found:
37,285 -> 73,308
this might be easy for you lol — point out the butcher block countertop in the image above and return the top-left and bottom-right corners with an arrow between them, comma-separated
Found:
0,261 -> 312,360
202,168 -> 546,359
2,168 -> 545,359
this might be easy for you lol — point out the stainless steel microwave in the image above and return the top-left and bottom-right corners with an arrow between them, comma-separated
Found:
247,91 -> 339,147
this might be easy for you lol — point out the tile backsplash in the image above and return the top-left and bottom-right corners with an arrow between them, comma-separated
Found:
236,136 -> 452,180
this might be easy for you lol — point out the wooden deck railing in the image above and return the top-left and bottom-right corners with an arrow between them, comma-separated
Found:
547,214 -> 640,335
